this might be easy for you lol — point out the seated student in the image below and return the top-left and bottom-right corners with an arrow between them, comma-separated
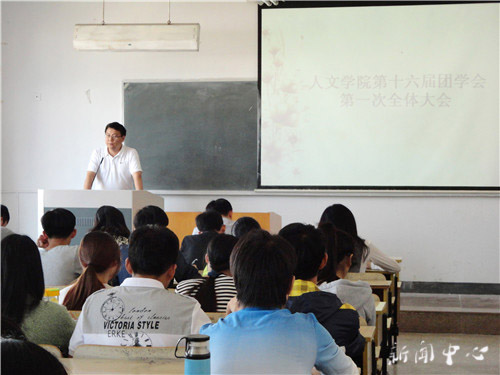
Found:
69,225 -> 210,356
231,216 -> 261,238
200,230 -> 358,375
1,204 -> 15,240
133,205 -> 200,285
317,223 -> 376,326
319,204 -> 401,273
37,208 -> 83,286
1,234 -> 75,356
176,234 -> 238,312
180,211 -> 225,270
59,231 -> 121,311
280,223 -> 365,367
89,206 -> 130,285
193,199 -> 235,235
1,338 -> 68,375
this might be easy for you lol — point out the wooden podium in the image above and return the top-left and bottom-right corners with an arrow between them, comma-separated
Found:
166,212 -> 282,243
38,190 -> 163,246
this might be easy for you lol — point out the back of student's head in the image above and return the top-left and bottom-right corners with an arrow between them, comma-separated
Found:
191,234 -> 238,312
41,208 -> 75,239
207,234 -> 238,273
206,199 -> 232,216
133,205 -> 169,229
317,223 -> 356,283
128,226 -> 179,276
319,204 -> 368,269
90,206 -> 130,239
230,230 -> 297,309
105,122 -> 126,137
278,223 -> 326,280
1,338 -> 68,375
1,234 -> 44,324
63,231 -> 120,310
231,217 -> 261,238
1,204 -> 10,225
196,211 -> 223,232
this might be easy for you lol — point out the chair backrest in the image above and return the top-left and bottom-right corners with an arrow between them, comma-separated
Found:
206,312 -> 225,323
359,316 -> 368,326
346,272 -> 386,282
73,345 -> 176,360
372,294 -> 381,304
39,344 -> 62,358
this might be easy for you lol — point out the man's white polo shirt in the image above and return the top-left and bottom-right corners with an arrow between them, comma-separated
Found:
87,145 -> 142,190
68,277 -> 210,356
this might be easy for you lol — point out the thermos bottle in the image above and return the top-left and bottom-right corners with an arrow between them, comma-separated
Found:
175,334 -> 210,375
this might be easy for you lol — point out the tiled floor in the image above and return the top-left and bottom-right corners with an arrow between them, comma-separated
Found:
388,332 -> 500,375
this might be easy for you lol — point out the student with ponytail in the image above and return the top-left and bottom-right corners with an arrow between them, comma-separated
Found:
176,234 -> 237,312
60,232 -> 120,311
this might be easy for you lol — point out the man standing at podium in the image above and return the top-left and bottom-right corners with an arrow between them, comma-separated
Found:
83,122 -> 143,190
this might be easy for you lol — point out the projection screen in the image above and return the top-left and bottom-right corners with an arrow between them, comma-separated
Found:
259,2 -> 499,189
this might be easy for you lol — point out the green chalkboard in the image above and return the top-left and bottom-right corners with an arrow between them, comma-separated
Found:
124,81 -> 259,190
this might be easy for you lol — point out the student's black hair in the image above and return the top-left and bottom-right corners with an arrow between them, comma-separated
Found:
318,204 -> 369,271
205,198 -> 232,216
105,122 -> 126,137
40,208 -> 76,239
189,234 -> 238,312
1,204 -> 10,224
195,210 -> 223,232
1,317 -> 26,340
90,205 -> 130,239
1,235 -> 45,324
231,217 -> 261,238
1,338 -> 68,375
278,223 -> 326,281
133,205 -> 169,229
317,223 -> 356,284
230,229 -> 297,309
128,225 -> 179,276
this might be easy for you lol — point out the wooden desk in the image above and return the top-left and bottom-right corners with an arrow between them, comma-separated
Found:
60,358 -> 184,374
360,326 -> 376,375
366,280 -> 391,304
374,302 -> 387,347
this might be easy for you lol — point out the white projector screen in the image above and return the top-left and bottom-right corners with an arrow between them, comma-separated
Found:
259,2 -> 499,189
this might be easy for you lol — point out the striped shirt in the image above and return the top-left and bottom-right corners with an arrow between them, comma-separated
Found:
175,274 -> 237,313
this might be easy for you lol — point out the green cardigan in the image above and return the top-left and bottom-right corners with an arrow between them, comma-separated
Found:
21,300 -> 75,356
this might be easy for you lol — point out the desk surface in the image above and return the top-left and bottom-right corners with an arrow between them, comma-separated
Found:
366,280 -> 392,289
61,358 -> 184,375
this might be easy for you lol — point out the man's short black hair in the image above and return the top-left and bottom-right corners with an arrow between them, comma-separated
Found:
133,206 -> 169,229
230,230 -> 297,309
105,122 -> 126,137
279,223 -> 326,281
207,234 -> 238,273
128,226 -> 179,276
40,208 -> 76,239
205,198 -> 232,216
196,211 -> 223,232
231,217 -> 261,238
1,205 -> 10,224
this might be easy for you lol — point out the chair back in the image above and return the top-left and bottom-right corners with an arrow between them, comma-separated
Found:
73,345 -> 176,360
206,312 -> 225,323
39,344 -> 62,358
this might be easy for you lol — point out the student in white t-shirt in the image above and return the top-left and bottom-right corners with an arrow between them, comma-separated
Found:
192,198 -> 235,235
83,122 -> 143,191
37,208 -> 82,286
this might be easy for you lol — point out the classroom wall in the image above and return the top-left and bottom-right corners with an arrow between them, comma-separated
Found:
2,2 -> 499,284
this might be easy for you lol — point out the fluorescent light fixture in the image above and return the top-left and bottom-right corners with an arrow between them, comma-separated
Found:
73,23 -> 200,51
